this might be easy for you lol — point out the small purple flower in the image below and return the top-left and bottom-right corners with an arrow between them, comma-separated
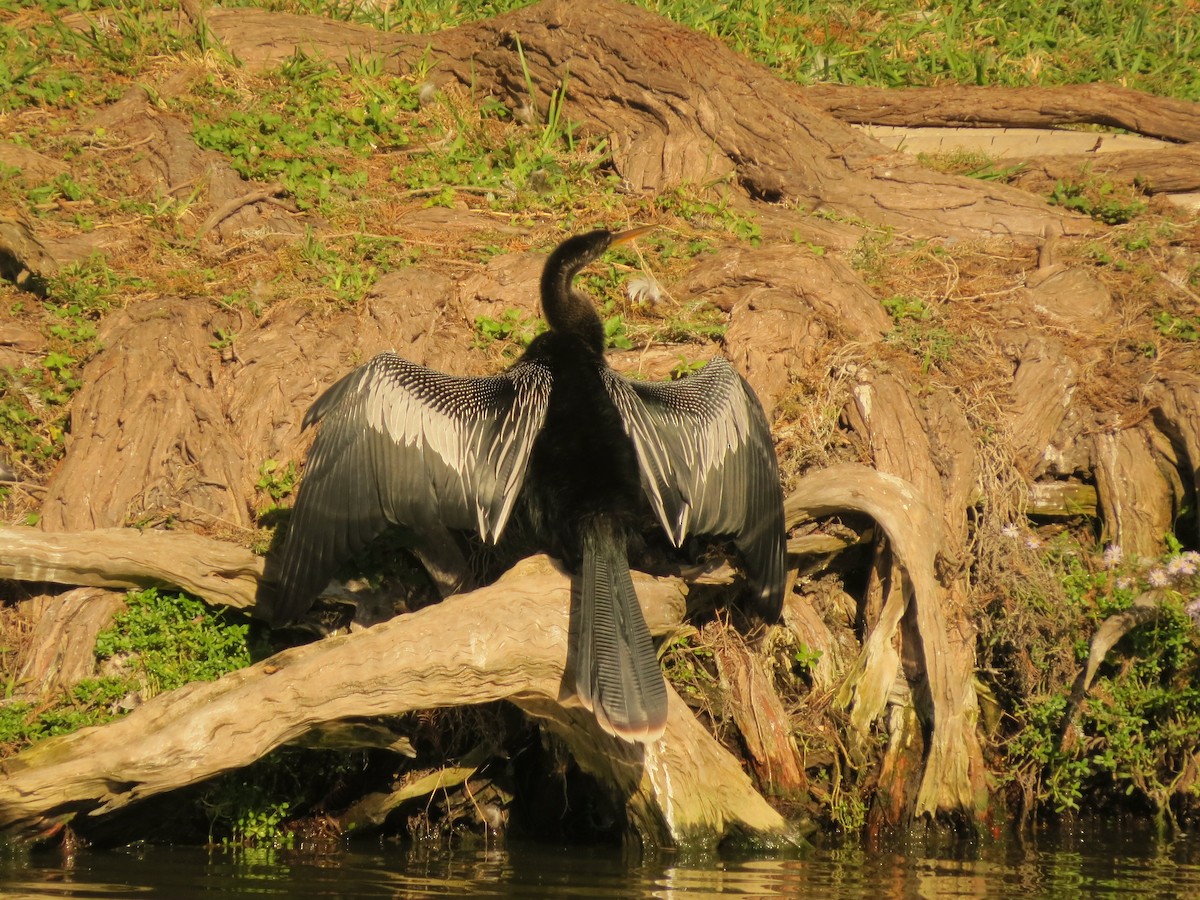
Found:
1102,545 -> 1123,569
1001,524 -> 1019,540
1147,568 -> 1170,588
1025,535 -> 1042,550
1188,598 -> 1200,629
1167,555 -> 1189,576
1173,551 -> 1199,576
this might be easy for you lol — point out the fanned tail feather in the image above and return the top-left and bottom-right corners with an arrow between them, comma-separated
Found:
574,522 -> 669,742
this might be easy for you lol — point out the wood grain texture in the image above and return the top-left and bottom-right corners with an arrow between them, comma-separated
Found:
0,555 -> 789,848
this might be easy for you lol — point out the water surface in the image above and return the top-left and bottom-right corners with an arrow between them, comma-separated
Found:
3,825 -> 1199,898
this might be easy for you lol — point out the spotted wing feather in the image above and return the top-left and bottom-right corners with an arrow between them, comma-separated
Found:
269,352 -> 550,624
602,358 -> 786,620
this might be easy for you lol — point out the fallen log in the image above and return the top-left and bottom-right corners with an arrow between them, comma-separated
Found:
1006,144 -> 1200,196
0,553 -> 790,850
0,526 -> 263,613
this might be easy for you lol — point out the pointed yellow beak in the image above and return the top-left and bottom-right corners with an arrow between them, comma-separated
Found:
609,225 -> 656,247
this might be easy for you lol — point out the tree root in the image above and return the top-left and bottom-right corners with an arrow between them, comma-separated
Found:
0,551 -> 792,851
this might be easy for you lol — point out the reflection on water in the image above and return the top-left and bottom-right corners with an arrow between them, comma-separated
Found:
3,825 -> 1200,899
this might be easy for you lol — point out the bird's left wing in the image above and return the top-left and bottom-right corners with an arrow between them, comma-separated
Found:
268,352 -> 551,624
602,358 -> 787,621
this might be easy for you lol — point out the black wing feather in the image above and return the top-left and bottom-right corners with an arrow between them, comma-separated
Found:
602,358 -> 786,620
269,352 -> 551,624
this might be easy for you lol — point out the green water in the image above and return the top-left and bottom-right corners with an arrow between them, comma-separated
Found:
3,825 -> 1199,898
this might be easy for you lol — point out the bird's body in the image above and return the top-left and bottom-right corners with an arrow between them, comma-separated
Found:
269,228 -> 787,742
520,328 -> 641,558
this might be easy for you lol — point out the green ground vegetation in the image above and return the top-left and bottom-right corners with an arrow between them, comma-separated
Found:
0,588 -> 256,754
994,537 -> 1200,827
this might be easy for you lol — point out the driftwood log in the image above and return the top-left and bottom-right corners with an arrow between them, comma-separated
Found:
0,526 -> 263,612
2,0 -> 1199,843
0,549 -> 789,849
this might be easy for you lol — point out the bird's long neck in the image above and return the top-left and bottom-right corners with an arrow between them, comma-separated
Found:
540,234 -> 607,353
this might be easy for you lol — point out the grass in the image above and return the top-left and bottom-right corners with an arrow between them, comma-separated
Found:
473,308 -> 545,351
189,51 -> 413,210
880,292 -> 965,372
246,0 -> 1200,102
1048,176 -> 1148,225
644,0 -> 1200,101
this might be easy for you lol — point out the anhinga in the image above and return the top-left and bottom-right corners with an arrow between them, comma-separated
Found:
269,227 -> 787,742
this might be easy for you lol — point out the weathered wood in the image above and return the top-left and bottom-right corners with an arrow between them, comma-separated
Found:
1007,144 -> 1200,196
677,245 -> 890,413
836,371 -> 987,822
834,373 -> 936,729
709,623 -> 807,800
1147,373 -> 1200,547
780,589 -> 846,694
12,588 -> 126,700
806,83 -> 1200,144
516,691 -> 792,849
1001,333 -> 1079,478
1091,427 -> 1174,559
0,556 -> 787,849
1078,592 -> 1168,697
0,526 -> 263,612
785,463 -> 988,820
788,531 -> 869,557
1025,268 -> 1113,328
862,124 -> 1173,158
1027,481 -> 1098,518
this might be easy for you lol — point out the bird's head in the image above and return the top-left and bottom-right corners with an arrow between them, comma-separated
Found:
540,226 -> 655,349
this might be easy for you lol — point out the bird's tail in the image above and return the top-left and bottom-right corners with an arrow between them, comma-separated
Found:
574,521 -> 669,742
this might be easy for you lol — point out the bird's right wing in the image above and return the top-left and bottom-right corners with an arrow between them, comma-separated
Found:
602,358 -> 786,621
268,352 -> 551,624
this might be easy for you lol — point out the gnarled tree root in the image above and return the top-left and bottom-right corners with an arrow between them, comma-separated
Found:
0,551 -> 791,851
786,463 -> 988,821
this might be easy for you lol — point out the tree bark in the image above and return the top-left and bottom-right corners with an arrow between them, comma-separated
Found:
1006,144 -> 1200,196
805,83 -> 1200,143
12,588 -> 126,701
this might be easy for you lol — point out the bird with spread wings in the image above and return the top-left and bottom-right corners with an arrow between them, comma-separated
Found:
268,228 -> 787,742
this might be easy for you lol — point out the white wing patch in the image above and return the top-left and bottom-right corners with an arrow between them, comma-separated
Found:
603,359 -> 753,545
323,353 -> 550,543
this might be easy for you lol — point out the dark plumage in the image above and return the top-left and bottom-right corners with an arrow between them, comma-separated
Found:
269,227 -> 787,742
